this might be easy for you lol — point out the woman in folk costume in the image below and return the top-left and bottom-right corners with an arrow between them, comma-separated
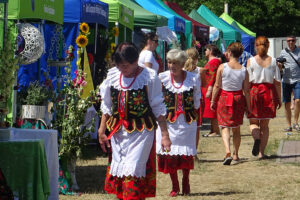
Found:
98,42 -> 171,200
156,49 -> 201,197
210,42 -> 250,165
201,44 -> 222,137
247,36 -> 281,159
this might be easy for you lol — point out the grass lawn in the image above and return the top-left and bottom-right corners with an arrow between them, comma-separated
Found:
60,107 -> 300,199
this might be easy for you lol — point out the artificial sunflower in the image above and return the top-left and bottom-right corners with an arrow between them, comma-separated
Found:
112,26 -> 119,37
76,35 -> 88,48
80,23 -> 90,35
110,43 -> 116,53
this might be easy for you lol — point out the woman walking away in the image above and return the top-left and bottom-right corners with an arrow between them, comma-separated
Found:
247,36 -> 281,159
210,42 -> 250,165
201,44 -> 222,137
184,47 -> 203,160
138,32 -> 160,73
98,42 -> 171,200
157,49 -> 201,196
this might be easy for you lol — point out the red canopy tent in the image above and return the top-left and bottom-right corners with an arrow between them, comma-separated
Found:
164,1 -> 209,42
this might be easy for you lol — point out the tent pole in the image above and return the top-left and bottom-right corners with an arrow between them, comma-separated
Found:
115,22 -> 119,45
224,3 -> 229,14
124,27 -> 126,42
93,23 -> 98,81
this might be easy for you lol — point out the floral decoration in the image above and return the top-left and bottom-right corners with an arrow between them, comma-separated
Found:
79,23 -> 89,35
76,35 -> 88,48
112,26 -> 119,37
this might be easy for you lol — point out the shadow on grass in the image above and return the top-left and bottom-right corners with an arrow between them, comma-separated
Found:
81,144 -> 108,160
76,165 -> 107,194
184,191 -> 247,196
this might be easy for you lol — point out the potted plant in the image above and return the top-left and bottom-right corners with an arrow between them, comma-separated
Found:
19,80 -> 54,120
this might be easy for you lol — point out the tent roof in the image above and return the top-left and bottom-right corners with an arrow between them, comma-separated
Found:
101,0 -> 134,30
64,0 -> 109,27
4,0 -> 64,24
220,12 -> 256,37
188,9 -> 211,27
119,0 -> 167,28
164,1 -> 209,40
135,0 -> 185,33
197,5 -> 241,45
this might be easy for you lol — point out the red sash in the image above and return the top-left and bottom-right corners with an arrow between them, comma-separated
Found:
220,90 -> 243,114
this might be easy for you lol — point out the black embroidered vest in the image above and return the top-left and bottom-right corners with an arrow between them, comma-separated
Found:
106,86 -> 157,134
162,86 -> 197,124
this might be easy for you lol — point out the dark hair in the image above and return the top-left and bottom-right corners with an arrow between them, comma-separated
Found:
227,42 -> 244,58
287,35 -> 296,39
205,44 -> 220,57
113,42 -> 139,64
140,32 -> 157,49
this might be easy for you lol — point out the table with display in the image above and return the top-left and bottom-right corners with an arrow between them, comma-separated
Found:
0,139 -> 50,200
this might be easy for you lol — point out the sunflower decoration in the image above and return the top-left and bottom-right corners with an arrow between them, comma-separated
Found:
112,26 -> 119,37
110,43 -> 116,53
80,23 -> 90,35
76,35 -> 88,48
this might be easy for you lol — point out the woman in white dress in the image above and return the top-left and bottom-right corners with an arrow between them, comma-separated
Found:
98,42 -> 171,200
157,49 -> 201,197
138,32 -> 160,73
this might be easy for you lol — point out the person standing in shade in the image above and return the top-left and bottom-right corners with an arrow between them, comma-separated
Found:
201,44 -> 222,137
138,32 -> 160,74
277,35 -> 300,132
210,42 -> 250,165
157,49 -> 201,197
247,36 -> 281,159
98,42 -> 171,200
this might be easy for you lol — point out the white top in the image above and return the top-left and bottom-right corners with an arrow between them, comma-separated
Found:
247,57 -> 281,84
100,67 -> 166,118
188,67 -> 201,80
99,67 -> 166,178
159,70 -> 201,109
138,50 -> 159,73
222,63 -> 246,91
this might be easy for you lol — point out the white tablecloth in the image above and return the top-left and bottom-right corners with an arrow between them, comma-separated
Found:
9,128 -> 59,200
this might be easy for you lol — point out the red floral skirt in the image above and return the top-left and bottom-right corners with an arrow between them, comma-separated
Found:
217,90 -> 246,127
104,138 -> 156,200
247,83 -> 278,119
201,87 -> 217,118
157,155 -> 194,174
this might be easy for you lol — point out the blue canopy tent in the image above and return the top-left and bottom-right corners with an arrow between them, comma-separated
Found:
18,0 -> 109,88
135,0 -> 185,33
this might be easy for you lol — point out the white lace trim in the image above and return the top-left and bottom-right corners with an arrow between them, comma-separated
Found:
106,67 -> 156,91
100,103 -> 111,115
156,145 -> 197,156
110,160 -> 147,178
159,71 -> 196,93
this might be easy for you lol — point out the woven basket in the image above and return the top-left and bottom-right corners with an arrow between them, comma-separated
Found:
21,105 -> 46,119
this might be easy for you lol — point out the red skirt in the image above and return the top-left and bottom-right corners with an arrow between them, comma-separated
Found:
217,90 -> 246,127
247,83 -> 278,119
201,87 -> 217,118
157,155 -> 194,174
104,137 -> 156,200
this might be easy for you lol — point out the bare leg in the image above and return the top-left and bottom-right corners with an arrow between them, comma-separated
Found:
211,118 -> 220,134
294,99 -> 300,125
259,119 -> 270,158
285,102 -> 292,128
221,127 -> 231,155
232,127 -> 241,160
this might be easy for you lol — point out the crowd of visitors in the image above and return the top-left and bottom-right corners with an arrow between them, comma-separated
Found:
98,34 -> 297,199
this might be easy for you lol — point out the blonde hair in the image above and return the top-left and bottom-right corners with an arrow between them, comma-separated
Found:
166,49 -> 187,64
184,48 -> 199,72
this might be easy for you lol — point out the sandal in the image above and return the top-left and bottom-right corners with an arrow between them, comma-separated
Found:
169,191 -> 179,197
293,124 -> 300,131
283,127 -> 292,132
252,139 -> 260,156
223,153 -> 232,165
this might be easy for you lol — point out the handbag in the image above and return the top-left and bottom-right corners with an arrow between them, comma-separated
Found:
285,48 -> 300,68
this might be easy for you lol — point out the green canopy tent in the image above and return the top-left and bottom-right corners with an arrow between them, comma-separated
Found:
197,5 -> 241,47
119,0 -> 168,29
101,0 -> 134,43
220,12 -> 256,37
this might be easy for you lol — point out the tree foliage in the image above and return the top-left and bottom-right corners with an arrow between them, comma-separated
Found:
172,0 -> 300,37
